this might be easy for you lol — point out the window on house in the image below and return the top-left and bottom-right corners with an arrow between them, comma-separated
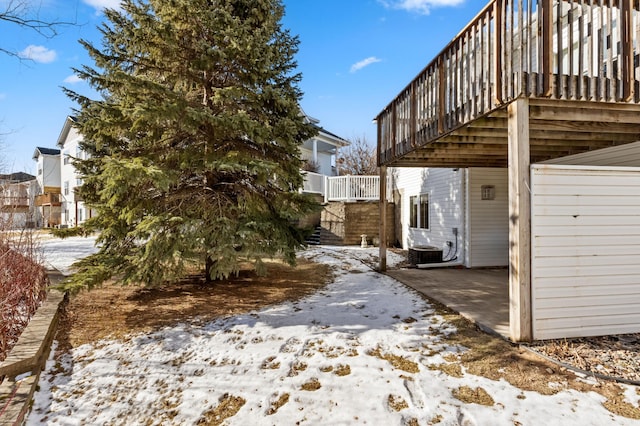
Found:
38,167 -> 42,175
64,156 -> 71,165
409,194 -> 429,229
419,194 -> 429,229
76,178 -> 83,186
410,196 -> 418,228
78,208 -> 83,223
64,181 -> 69,196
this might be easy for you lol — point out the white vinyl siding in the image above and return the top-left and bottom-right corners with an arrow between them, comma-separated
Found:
59,132 -> 86,226
466,168 -> 509,267
542,140 -> 640,167
531,164 -> 640,339
392,168 -> 462,257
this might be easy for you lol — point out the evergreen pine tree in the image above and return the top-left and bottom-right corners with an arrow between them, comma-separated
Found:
64,0 -> 318,289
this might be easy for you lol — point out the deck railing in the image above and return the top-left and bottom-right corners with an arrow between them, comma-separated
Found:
324,175 -> 393,203
35,193 -> 61,206
377,0 -> 640,164
302,171 -> 326,195
0,196 -> 29,209
302,173 -> 393,202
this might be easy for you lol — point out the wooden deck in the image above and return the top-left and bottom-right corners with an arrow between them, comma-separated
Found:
387,268 -> 510,339
376,0 -> 640,168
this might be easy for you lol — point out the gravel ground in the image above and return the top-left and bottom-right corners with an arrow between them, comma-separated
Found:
528,334 -> 640,384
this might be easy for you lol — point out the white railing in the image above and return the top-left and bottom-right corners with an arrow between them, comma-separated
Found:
302,172 -> 393,202
324,175 -> 392,203
302,171 -> 325,194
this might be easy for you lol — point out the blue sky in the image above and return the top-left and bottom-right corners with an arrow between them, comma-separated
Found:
0,0 -> 484,173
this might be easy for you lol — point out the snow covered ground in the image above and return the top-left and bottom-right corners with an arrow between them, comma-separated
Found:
41,235 -> 99,275
28,239 -> 640,425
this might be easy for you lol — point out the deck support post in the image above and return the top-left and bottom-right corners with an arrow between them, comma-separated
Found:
507,98 -> 532,342
379,165 -> 387,272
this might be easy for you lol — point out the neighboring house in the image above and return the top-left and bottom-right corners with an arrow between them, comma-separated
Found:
300,113 -> 350,197
377,0 -> 640,342
32,147 -> 62,227
300,114 -> 349,176
0,172 -> 38,229
56,116 -> 94,227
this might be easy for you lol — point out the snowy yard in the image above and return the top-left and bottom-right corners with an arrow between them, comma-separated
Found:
27,237 -> 640,425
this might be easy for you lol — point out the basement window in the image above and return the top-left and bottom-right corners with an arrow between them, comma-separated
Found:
410,194 -> 429,229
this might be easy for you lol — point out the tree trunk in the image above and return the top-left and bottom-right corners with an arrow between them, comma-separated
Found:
205,255 -> 215,283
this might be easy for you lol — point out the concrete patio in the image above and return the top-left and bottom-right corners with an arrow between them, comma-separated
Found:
386,267 -> 510,339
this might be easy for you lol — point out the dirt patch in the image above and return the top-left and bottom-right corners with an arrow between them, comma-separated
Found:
266,393 -> 289,415
55,258 -> 331,349
387,394 -> 409,411
287,361 -> 307,377
334,364 -> 351,376
367,347 -> 420,374
603,388 -> 640,419
429,363 -> 463,378
452,386 -> 494,406
300,377 -> 321,391
198,393 -> 246,425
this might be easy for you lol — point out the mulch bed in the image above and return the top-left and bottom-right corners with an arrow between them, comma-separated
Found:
528,333 -> 640,384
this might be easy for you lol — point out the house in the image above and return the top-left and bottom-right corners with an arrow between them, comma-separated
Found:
377,0 -> 640,342
301,114 -> 350,176
33,117 -> 94,228
32,147 -> 61,227
300,113 -> 350,197
56,116 -> 94,227
0,172 -> 38,229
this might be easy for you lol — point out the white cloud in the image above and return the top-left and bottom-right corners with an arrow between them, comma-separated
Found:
83,0 -> 122,11
63,74 -> 83,84
379,0 -> 465,15
350,56 -> 382,73
18,45 -> 57,63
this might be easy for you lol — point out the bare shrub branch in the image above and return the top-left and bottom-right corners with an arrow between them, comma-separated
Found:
0,178 -> 47,361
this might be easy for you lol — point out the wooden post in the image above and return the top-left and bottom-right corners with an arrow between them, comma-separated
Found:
507,97 -> 532,342
379,165 -> 387,272
410,80 -> 416,147
493,0 -> 503,104
438,57 -> 446,134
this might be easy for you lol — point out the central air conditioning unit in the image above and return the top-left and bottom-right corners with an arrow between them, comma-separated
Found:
408,246 -> 443,265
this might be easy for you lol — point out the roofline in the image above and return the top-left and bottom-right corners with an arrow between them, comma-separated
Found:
313,125 -> 350,147
32,147 -> 61,160
56,115 -> 78,148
